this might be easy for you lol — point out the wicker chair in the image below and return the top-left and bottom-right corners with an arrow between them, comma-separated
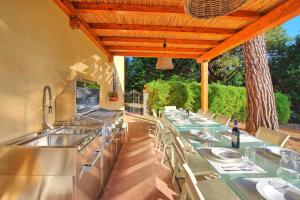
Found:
255,127 -> 290,147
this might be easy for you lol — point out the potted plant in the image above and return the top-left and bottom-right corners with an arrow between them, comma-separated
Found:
108,92 -> 118,102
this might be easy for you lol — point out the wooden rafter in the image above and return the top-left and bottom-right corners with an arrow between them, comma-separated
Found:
197,0 -> 300,62
52,0 -> 112,59
90,23 -> 238,35
73,2 -> 262,20
112,52 -> 199,59
106,46 -> 207,53
100,36 -> 221,45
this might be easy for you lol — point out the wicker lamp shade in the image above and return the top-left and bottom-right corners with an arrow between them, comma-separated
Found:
156,57 -> 174,70
184,0 -> 248,19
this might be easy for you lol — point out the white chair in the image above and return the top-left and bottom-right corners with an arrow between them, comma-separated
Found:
215,115 -> 231,126
160,124 -> 177,165
204,112 -> 215,119
180,163 -> 240,200
152,109 -> 158,119
164,106 -> 177,111
255,127 -> 290,147
197,109 -> 206,117
180,163 -> 205,200
172,137 -> 218,182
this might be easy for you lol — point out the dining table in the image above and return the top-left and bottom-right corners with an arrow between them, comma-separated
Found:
163,109 -> 300,200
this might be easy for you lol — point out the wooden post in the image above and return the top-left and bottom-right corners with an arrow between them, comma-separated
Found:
201,61 -> 209,112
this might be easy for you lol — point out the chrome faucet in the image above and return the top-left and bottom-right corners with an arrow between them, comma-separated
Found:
43,85 -> 53,132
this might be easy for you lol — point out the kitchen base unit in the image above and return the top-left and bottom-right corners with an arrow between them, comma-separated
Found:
0,134 -> 102,200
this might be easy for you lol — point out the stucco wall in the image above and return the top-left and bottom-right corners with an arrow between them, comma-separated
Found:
0,0 -> 124,143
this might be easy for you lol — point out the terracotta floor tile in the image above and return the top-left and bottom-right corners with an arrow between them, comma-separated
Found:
100,115 -> 178,200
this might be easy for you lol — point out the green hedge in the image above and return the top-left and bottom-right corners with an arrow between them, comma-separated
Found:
145,80 -> 291,124
146,80 -> 188,112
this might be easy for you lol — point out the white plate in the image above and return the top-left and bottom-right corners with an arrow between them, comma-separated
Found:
265,146 -> 283,156
189,129 -> 206,136
256,179 -> 300,200
256,180 -> 285,200
211,148 -> 242,160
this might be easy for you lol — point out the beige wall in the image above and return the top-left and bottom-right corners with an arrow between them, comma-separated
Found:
0,0 -> 124,143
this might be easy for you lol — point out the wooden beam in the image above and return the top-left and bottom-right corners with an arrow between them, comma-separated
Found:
111,52 -> 199,59
90,23 -> 238,35
73,2 -> 261,20
100,36 -> 221,46
225,10 -> 263,21
73,2 -> 183,14
52,0 -> 112,58
106,46 -> 208,53
201,61 -> 209,112
197,0 -> 300,62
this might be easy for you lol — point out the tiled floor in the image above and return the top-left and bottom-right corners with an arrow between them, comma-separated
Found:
100,115 -> 178,200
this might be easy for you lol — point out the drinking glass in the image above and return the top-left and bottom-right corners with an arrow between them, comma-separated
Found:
277,150 -> 300,183
244,147 -> 256,162
293,152 -> 300,173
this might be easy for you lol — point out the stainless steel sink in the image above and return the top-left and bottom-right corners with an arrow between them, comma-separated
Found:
21,134 -> 93,147
53,128 -> 95,135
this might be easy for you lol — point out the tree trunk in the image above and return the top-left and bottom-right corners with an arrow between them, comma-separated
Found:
242,34 -> 279,134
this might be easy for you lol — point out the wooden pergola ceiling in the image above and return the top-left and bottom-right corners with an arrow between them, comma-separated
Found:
54,0 -> 300,62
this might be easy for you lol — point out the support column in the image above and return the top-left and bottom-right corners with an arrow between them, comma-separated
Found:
201,61 -> 209,112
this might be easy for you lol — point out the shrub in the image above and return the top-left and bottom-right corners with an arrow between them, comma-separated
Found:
145,80 -> 291,124
145,80 -> 188,112
185,82 -> 201,111
209,84 -> 247,122
275,92 -> 292,124
166,81 -> 188,109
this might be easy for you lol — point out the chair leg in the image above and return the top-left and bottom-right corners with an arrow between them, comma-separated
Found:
171,145 -> 175,167
158,138 -> 163,151
180,183 -> 188,200
172,172 -> 176,184
161,144 -> 166,165
154,134 -> 158,149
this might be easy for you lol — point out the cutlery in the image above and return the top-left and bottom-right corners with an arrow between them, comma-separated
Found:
223,168 -> 253,171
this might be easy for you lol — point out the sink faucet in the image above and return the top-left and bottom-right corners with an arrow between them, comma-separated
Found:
43,85 -> 53,132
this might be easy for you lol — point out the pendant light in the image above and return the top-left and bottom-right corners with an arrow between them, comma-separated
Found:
156,40 -> 174,70
184,0 -> 248,19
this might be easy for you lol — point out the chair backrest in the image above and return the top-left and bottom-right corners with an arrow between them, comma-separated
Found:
157,120 -> 164,130
173,139 -> 186,166
152,109 -> 158,118
182,163 -> 206,200
164,106 -> 177,111
169,126 -> 179,138
204,112 -> 215,119
255,127 -> 290,147
197,109 -> 205,116
174,136 -> 187,160
215,115 -> 231,126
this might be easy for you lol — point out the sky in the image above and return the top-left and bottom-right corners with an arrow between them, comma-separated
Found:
283,15 -> 300,38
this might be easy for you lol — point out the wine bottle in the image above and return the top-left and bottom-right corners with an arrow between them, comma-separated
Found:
186,108 -> 189,118
231,120 -> 240,148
